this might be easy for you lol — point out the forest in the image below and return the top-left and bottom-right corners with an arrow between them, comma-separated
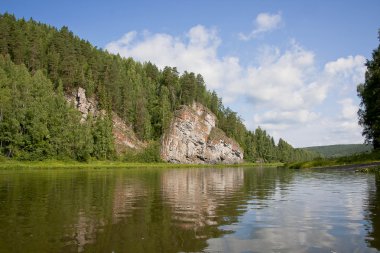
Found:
0,13 -> 318,162
304,144 -> 373,158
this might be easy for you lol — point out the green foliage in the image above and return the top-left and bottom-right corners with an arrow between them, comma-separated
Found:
358,30 -> 380,149
92,116 -> 115,160
0,13 -> 317,163
0,55 -> 83,160
123,141 -> 161,163
0,55 -> 116,161
286,150 -> 380,169
304,144 -> 373,158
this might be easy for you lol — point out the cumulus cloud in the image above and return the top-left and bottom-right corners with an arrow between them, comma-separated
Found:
323,55 -> 366,95
239,12 -> 282,41
240,44 -> 319,110
105,25 -> 366,147
250,53 -> 366,146
339,98 -> 358,120
106,25 -> 235,90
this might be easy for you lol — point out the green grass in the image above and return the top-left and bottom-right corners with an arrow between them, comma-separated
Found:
0,158 -> 282,169
285,150 -> 380,169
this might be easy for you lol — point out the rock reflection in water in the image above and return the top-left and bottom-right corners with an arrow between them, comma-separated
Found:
112,178 -> 147,222
69,211 -> 100,253
161,168 -> 244,232
1,167 -> 380,253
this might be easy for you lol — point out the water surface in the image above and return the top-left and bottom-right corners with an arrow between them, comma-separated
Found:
0,167 -> 379,252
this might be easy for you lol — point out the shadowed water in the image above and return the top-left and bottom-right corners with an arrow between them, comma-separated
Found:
0,167 -> 379,252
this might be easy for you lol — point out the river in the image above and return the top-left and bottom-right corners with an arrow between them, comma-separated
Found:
0,166 -> 379,252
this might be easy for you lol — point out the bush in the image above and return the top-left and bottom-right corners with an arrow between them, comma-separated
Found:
0,153 -> 7,162
123,141 -> 162,163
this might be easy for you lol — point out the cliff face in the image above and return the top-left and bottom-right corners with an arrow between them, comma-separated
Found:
66,87 -> 144,153
161,103 -> 243,164
66,87 -> 99,122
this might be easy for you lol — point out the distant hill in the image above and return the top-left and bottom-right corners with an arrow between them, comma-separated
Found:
303,144 -> 373,158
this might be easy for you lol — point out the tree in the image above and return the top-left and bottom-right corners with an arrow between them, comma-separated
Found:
160,86 -> 172,133
179,71 -> 196,105
358,30 -> 380,149
0,14 -> 319,163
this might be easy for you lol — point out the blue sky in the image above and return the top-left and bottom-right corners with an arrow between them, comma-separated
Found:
1,0 -> 379,147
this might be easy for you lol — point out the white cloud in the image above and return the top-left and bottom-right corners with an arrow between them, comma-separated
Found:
240,44 -> 319,110
106,25 -> 239,91
339,98 -> 358,120
105,25 -> 366,147
250,53 -> 365,146
323,55 -> 366,95
325,55 -> 366,77
239,12 -> 282,41
254,110 -> 319,125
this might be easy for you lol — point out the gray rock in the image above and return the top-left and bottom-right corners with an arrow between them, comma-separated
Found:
161,102 -> 243,164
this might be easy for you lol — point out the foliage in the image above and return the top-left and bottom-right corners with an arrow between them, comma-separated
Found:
304,144 -> 373,158
0,55 -> 114,161
286,150 -> 380,169
0,13 -> 317,163
358,30 -> 380,149
123,141 -> 161,163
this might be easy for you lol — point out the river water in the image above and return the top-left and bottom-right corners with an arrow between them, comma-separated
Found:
0,167 -> 379,252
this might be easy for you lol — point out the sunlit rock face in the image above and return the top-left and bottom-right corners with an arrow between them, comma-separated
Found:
161,102 -> 243,164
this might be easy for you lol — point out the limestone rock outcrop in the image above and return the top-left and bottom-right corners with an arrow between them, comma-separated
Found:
66,87 -> 98,122
66,87 -> 144,153
161,103 -> 243,164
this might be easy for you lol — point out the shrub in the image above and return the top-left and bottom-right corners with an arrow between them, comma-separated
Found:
123,141 -> 162,163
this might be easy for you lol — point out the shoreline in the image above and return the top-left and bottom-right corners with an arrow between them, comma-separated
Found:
287,161 -> 380,171
312,162 -> 380,170
0,160 -> 283,169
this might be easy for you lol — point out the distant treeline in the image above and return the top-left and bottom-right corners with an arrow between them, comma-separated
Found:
304,144 -> 373,158
0,13 -> 317,162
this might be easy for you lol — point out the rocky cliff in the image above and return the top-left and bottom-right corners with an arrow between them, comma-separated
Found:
161,103 -> 243,164
66,87 -> 99,122
66,87 -> 144,153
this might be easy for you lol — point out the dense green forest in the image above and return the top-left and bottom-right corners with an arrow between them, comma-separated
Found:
0,13 -> 317,162
304,144 -> 373,158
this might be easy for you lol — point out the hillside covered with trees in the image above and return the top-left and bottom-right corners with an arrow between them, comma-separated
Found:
0,13 -> 317,162
304,144 -> 373,158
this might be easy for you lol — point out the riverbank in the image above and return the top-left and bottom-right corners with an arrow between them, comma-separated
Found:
285,151 -> 380,170
295,162 -> 380,172
0,159 -> 282,169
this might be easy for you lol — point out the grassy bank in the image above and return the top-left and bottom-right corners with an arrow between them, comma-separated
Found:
0,159 -> 282,169
285,151 -> 380,169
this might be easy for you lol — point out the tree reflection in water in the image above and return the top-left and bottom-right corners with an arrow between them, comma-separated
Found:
1,167 -> 379,252
366,172 -> 380,250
